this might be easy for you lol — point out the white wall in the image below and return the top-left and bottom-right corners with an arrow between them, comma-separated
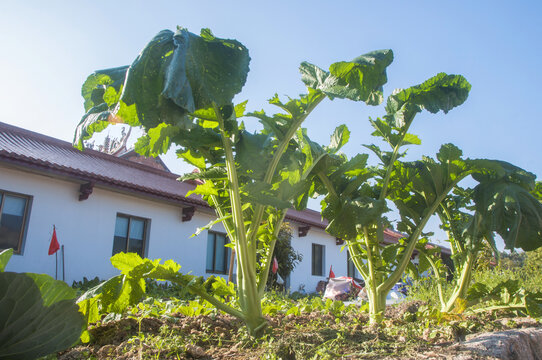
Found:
1,165 -> 225,284
289,224 -> 348,293
1,165 -> 346,291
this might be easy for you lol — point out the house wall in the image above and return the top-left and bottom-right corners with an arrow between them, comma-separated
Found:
289,224 -> 347,293
1,164 -> 348,292
1,165 -> 226,284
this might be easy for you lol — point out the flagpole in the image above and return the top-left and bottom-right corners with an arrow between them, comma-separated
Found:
55,251 -> 58,280
49,224 -> 60,279
61,245 -> 65,282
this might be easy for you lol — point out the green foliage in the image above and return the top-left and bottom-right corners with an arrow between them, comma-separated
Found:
405,276 -> 453,308
0,249 -> 84,360
77,252 -> 236,342
74,27 -> 250,150
385,73 -> 471,128
466,275 -> 542,318
74,24 -> 396,336
470,162 -> 542,251
306,50 -> 541,323
428,161 -> 542,314
304,67 -> 474,323
523,247 -> 542,284
300,49 -> 393,104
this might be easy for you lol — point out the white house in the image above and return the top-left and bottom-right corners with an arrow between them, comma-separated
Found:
0,121 -> 411,293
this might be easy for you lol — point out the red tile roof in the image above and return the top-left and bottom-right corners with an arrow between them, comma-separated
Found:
0,121 -> 203,207
0,122 -> 332,227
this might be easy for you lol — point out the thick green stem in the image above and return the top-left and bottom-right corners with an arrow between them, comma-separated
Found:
214,104 -> 264,335
363,226 -> 383,322
379,174 -> 471,295
246,93 -> 326,247
348,241 -> 368,279
366,286 -> 387,324
317,172 -> 338,198
442,251 -> 475,313
155,273 -> 246,320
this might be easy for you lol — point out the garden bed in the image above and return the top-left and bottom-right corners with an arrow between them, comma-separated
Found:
55,300 -> 541,359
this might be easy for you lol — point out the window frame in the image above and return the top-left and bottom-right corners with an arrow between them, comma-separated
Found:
0,189 -> 32,255
112,213 -> 150,258
206,231 -> 230,274
311,243 -> 325,276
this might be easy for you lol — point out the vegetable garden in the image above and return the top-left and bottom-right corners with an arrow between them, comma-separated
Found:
1,26 -> 542,359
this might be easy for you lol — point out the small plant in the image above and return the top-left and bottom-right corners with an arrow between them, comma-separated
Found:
305,67 -> 542,322
72,276 -> 102,292
414,172 -> 542,314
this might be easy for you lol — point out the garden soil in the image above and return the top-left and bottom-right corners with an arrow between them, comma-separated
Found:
57,302 -> 541,359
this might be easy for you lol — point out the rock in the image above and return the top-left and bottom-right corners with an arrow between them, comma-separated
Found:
185,344 -> 206,358
453,327 -> 542,360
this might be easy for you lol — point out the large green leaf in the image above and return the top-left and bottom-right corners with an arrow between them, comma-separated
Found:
122,27 -> 250,130
25,273 -> 78,307
322,194 -> 388,240
236,131 -> 273,180
134,123 -> 181,157
471,177 -> 542,251
326,125 -> 350,154
81,66 -> 129,112
385,73 -> 471,128
300,49 -> 393,105
532,181 -> 542,201
0,272 -> 84,360
74,26 -> 250,149
74,66 -> 135,149
390,144 -> 472,228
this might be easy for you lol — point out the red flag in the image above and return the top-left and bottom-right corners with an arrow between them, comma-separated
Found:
272,256 -> 279,274
329,265 -> 335,279
48,227 -> 60,255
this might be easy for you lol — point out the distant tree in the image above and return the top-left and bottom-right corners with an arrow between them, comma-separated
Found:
267,223 -> 302,288
497,250 -> 526,270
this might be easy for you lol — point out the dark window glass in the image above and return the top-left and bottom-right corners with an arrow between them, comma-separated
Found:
347,250 -> 357,278
0,192 -> 30,254
206,232 -> 230,274
112,214 -> 148,257
312,243 -> 324,276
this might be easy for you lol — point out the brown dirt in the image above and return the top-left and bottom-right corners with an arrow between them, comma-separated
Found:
57,302 -> 541,360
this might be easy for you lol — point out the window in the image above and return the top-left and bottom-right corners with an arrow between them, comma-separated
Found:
112,214 -> 148,257
0,190 -> 31,254
347,250 -> 357,278
311,243 -> 325,276
206,231 -> 230,274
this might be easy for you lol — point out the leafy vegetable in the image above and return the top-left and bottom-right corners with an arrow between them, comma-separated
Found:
74,25 -> 393,336
0,253 -> 84,360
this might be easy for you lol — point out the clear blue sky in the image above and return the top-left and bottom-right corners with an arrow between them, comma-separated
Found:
1,1 -> 541,244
